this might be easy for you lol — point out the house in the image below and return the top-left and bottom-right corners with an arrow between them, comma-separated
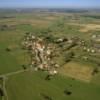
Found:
91,35 -> 100,49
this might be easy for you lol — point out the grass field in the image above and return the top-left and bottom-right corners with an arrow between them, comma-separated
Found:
6,71 -> 100,100
0,9 -> 100,100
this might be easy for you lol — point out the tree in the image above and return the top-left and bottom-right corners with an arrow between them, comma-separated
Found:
0,88 -> 4,97
64,89 -> 72,96
92,68 -> 99,75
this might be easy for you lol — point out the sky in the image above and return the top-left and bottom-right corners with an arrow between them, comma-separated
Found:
0,0 -> 100,8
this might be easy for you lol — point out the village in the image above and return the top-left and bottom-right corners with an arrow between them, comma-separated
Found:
22,32 -> 59,77
22,32 -> 100,78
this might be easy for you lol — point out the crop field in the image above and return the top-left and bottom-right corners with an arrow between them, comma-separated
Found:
0,9 -> 100,100
59,62 -> 93,82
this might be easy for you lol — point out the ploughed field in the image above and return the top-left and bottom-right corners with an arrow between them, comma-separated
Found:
0,10 -> 100,100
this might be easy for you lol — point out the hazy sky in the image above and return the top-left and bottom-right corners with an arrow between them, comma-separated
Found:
0,0 -> 100,8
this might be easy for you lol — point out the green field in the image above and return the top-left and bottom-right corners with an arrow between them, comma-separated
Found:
0,9 -> 100,100
6,71 -> 100,100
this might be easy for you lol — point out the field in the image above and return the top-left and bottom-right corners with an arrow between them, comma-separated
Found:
6,71 -> 100,100
59,62 -> 93,82
0,9 -> 100,100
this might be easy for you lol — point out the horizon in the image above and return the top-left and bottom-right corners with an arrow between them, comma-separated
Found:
0,0 -> 100,9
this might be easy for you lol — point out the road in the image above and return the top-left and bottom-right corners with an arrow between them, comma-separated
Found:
0,68 -> 30,100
